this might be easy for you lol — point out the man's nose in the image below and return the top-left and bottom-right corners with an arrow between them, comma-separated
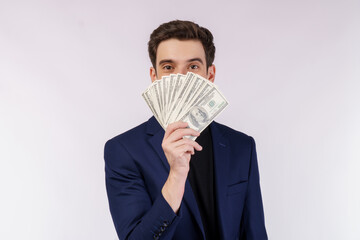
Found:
177,67 -> 188,75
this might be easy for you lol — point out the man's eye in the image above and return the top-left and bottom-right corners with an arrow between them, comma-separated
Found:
163,65 -> 173,70
189,65 -> 199,69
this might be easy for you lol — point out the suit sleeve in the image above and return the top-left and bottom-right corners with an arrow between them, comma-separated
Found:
240,137 -> 268,240
104,138 -> 182,240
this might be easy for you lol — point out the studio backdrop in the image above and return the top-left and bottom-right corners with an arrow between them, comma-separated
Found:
0,0 -> 359,239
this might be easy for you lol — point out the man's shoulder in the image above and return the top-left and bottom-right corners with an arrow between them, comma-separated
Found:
106,119 -> 150,144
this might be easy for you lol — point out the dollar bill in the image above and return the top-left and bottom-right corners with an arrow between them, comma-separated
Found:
180,86 -> 228,140
142,72 -> 228,133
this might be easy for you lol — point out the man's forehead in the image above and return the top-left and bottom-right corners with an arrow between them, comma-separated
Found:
156,38 -> 206,64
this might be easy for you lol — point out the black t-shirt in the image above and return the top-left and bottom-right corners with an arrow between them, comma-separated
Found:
188,126 -> 220,240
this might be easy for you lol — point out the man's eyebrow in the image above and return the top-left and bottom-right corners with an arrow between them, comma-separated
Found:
158,58 -> 204,66
158,59 -> 174,65
187,58 -> 204,64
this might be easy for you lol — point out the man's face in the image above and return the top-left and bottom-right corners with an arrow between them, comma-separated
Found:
150,38 -> 215,82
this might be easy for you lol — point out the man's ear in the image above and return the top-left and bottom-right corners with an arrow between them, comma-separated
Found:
207,64 -> 216,83
150,67 -> 157,82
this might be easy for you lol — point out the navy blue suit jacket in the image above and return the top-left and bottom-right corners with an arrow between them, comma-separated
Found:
104,117 -> 267,239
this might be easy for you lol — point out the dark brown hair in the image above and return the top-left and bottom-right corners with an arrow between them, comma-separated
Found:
148,20 -> 215,70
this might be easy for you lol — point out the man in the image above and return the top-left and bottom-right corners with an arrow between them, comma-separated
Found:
104,20 -> 267,240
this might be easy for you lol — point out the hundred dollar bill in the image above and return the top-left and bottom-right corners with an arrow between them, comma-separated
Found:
165,74 -> 185,126
165,74 -> 176,119
177,80 -> 213,122
143,72 -> 228,132
171,74 -> 202,122
142,89 -> 164,129
167,72 -> 195,124
162,76 -> 169,121
180,86 -> 228,140
173,74 -> 208,123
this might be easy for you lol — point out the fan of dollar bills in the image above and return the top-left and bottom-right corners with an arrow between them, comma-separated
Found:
142,72 -> 228,138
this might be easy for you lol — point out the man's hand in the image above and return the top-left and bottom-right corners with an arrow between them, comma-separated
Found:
161,121 -> 202,213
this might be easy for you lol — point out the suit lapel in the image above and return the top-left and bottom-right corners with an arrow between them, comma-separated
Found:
184,180 -> 206,239
148,128 -> 170,172
146,117 -> 205,239
211,122 -> 230,240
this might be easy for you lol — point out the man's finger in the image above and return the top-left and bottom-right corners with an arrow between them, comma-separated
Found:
166,128 -> 200,143
164,121 -> 189,139
172,138 -> 203,151
177,145 -> 195,155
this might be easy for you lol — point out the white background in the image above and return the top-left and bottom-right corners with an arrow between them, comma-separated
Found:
1,0 -> 359,239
